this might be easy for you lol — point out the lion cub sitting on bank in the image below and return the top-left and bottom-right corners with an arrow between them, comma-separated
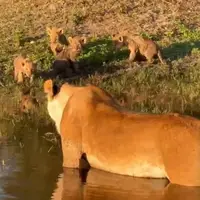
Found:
14,55 -> 35,83
20,89 -> 39,113
44,79 -> 200,187
46,27 -> 87,76
112,33 -> 165,64
49,36 -> 87,78
46,26 -> 87,60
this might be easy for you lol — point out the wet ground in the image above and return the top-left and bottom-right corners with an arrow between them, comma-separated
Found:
0,130 -> 200,200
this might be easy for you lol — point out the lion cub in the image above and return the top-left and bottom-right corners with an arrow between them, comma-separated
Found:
112,34 -> 165,64
20,89 -> 39,113
46,27 -> 67,44
56,36 -> 87,61
51,36 -> 87,75
14,55 -> 35,83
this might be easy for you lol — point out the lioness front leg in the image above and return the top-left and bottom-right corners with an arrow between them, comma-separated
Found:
61,137 -> 82,169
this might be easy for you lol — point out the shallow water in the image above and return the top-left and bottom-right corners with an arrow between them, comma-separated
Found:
0,132 -> 200,200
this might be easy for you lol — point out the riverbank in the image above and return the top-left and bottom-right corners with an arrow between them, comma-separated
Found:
0,0 -> 200,141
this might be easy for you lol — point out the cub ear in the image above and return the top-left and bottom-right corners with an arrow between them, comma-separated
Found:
81,36 -> 87,44
67,36 -> 73,44
44,79 -> 53,98
119,36 -> 124,42
24,58 -> 30,63
111,34 -> 116,38
46,27 -> 52,35
57,28 -> 64,35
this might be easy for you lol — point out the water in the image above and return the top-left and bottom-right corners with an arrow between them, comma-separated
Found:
0,132 -> 200,200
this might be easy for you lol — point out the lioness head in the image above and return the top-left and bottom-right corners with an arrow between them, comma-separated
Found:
67,36 -> 87,56
43,79 -> 74,134
46,26 -> 64,43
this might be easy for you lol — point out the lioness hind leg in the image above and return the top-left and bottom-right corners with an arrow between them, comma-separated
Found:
165,156 -> 200,187
161,132 -> 200,186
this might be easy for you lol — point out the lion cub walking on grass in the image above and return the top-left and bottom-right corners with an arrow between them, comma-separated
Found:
112,33 -> 165,64
14,55 -> 35,83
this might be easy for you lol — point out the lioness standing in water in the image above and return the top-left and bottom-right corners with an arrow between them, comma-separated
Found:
44,79 -> 200,187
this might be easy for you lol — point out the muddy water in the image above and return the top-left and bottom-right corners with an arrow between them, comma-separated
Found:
0,131 -> 200,200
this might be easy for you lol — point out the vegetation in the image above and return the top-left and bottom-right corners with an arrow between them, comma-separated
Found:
0,0 -> 200,145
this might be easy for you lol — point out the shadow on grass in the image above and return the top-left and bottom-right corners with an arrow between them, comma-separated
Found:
21,34 -> 46,45
78,37 -> 129,74
163,40 -> 200,61
35,37 -> 131,82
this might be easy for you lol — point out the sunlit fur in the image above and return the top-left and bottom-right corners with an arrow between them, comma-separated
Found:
111,33 -> 165,64
13,55 -> 34,83
44,79 -> 200,187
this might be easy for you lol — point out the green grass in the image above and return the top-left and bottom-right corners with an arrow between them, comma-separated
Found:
0,0 -> 200,144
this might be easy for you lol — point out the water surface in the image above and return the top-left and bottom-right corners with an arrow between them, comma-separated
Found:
0,131 -> 200,200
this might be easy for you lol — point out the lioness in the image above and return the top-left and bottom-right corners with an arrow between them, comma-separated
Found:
111,33 -> 165,64
14,55 -> 35,83
44,79 -> 200,187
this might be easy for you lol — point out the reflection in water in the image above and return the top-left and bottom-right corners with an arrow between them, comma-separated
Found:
0,131 -> 63,200
52,165 -> 200,200
0,132 -> 200,200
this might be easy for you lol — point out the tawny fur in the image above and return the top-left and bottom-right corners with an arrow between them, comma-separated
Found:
20,94 -> 38,113
111,33 -> 165,64
44,79 -> 200,187
50,36 -> 87,74
56,36 -> 87,61
13,55 -> 35,83
46,26 -> 67,44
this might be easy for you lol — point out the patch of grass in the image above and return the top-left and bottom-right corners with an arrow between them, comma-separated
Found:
78,36 -> 129,74
0,0 -> 200,144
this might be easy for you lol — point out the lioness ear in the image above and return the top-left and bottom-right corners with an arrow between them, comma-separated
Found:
57,28 -> 64,35
46,27 -> 51,35
44,79 -> 53,98
67,36 -> 73,44
119,36 -> 124,42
